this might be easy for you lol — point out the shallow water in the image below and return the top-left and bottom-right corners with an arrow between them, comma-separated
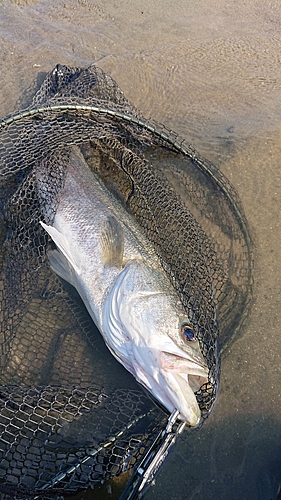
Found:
1,0 -> 281,498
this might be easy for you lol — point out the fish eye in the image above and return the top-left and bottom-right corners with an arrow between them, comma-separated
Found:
181,323 -> 197,342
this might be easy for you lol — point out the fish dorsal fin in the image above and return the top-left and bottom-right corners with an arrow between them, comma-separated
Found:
40,221 -> 81,274
100,215 -> 124,268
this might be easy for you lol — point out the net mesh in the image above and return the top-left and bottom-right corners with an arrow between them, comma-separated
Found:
0,64 -> 253,498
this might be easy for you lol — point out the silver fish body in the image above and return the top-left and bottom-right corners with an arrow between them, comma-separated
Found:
40,147 -> 208,426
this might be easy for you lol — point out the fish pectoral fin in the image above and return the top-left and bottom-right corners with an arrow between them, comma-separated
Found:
40,221 -> 80,275
100,215 -> 124,268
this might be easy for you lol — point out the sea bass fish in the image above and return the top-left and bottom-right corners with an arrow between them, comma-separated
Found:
40,147 -> 208,426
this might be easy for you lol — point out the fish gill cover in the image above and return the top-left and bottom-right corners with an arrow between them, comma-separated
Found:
0,64 -> 253,498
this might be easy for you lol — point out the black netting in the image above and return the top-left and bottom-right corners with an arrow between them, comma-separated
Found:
0,64 -> 253,498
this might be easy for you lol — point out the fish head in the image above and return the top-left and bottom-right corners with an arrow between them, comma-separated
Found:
128,293 -> 209,427
103,260 -> 210,427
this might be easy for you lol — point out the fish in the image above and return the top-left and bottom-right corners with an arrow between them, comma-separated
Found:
39,146 -> 209,427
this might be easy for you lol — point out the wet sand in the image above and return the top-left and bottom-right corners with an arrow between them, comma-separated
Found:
1,0 -> 281,498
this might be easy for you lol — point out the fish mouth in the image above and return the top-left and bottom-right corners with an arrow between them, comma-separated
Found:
133,350 -> 209,427
159,353 -> 209,426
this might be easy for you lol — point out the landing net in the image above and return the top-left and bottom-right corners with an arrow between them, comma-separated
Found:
0,64 -> 253,498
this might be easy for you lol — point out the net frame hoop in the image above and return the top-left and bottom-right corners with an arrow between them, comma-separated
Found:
0,104 -> 251,253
